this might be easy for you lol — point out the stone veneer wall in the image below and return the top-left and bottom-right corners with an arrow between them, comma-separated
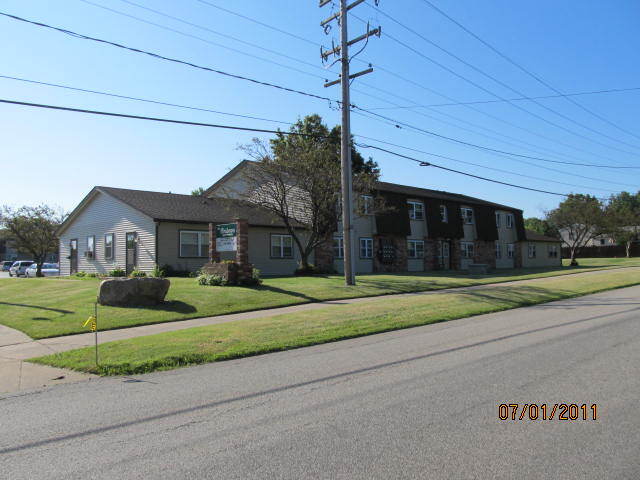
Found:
514,242 -> 523,268
423,238 -> 438,270
450,240 -> 461,270
475,240 -> 497,269
373,234 -> 408,273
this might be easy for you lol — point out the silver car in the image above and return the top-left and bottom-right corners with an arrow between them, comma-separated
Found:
25,263 -> 60,278
9,260 -> 34,277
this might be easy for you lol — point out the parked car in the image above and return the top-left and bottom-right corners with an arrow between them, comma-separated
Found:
2,261 -> 14,271
25,263 -> 60,278
9,260 -> 34,277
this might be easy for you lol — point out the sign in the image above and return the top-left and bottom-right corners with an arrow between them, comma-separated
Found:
216,223 -> 237,252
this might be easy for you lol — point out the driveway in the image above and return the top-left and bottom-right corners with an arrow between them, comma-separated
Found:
1,286 -> 639,479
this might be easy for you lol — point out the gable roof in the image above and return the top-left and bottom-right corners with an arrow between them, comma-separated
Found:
377,182 -> 521,212
525,229 -> 562,243
203,160 -> 253,197
58,186 -> 291,235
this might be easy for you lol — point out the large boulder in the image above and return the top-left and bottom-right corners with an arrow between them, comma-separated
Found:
98,277 -> 170,307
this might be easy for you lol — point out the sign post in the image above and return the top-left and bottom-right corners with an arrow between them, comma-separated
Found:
215,223 -> 237,252
82,303 -> 99,367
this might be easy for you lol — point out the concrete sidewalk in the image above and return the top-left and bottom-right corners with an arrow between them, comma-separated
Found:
2,266 -> 638,394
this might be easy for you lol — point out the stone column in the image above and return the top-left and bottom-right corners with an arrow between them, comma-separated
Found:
208,222 -> 220,263
235,218 -> 249,266
514,242 -> 523,268
424,238 -> 438,271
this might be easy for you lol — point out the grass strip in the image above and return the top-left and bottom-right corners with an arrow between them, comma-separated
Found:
31,268 -> 640,376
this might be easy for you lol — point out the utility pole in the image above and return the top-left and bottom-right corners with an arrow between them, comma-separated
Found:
320,0 -> 380,286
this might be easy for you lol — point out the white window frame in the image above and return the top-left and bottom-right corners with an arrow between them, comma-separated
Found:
461,241 -> 474,259
333,236 -> 344,259
507,243 -> 515,259
528,243 -> 537,258
179,230 -> 209,258
548,245 -> 558,258
461,207 -> 474,224
408,240 -> 425,259
408,201 -> 424,220
439,205 -> 448,223
495,241 -> 502,259
104,233 -> 114,260
360,237 -> 373,259
506,213 -> 514,229
271,234 -> 293,259
495,212 -> 501,227
86,235 -> 95,259
361,194 -> 374,215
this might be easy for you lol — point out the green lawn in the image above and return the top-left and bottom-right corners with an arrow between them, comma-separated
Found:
32,267 -> 640,375
1,257 -> 638,339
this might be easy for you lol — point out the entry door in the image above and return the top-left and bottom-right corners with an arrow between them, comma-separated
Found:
69,239 -> 78,274
438,240 -> 450,270
126,232 -> 138,274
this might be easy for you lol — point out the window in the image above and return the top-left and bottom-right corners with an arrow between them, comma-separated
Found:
271,234 -> 293,258
507,243 -> 515,259
495,212 -> 501,227
408,240 -> 424,259
408,201 -> 424,220
439,205 -> 448,223
104,233 -> 114,260
506,214 -> 514,229
548,245 -> 559,258
362,195 -> 374,215
599,238 -> 606,246
528,243 -> 537,258
360,237 -> 373,258
86,236 -> 95,259
461,207 -> 474,224
180,230 -> 209,257
495,241 -> 502,259
333,236 -> 344,259
461,241 -> 474,259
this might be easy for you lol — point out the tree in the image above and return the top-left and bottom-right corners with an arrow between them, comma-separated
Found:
0,205 -> 65,276
191,187 -> 205,196
605,191 -> 640,257
546,194 -> 605,265
237,114 -> 380,272
524,217 -> 558,237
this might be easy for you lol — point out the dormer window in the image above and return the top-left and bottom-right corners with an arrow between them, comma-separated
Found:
362,195 -> 374,215
439,205 -> 448,223
408,201 -> 424,220
461,207 -> 474,224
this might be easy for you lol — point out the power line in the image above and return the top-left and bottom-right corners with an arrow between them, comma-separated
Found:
361,4 -> 640,158
0,11 -> 338,105
419,0 -> 640,143
368,86 -> 640,109
0,96 -> 618,199
4,10 -> 638,172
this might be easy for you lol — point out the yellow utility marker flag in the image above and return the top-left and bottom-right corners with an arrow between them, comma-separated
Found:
83,315 -> 96,328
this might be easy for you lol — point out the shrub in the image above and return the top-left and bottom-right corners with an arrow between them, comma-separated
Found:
73,271 -> 87,278
197,273 -> 226,286
87,273 -> 97,278
294,264 -> 319,276
150,265 -> 166,278
239,268 -> 262,286
161,264 -> 192,277
108,268 -> 126,277
130,270 -> 147,278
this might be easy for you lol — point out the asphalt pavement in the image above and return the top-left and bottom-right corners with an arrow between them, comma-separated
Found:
1,285 -> 639,479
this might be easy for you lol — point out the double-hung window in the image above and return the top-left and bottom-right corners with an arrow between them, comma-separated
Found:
333,236 -> 344,259
506,214 -> 514,229
408,201 -> 424,220
361,195 -> 374,215
104,233 -> 114,260
461,208 -> 474,224
528,243 -> 537,258
408,240 -> 424,259
360,237 -> 373,258
495,241 -> 502,259
86,236 -> 95,259
461,241 -> 474,259
507,243 -> 515,259
180,231 -> 209,257
439,205 -> 448,223
271,234 -> 293,258
548,245 -> 558,258
495,212 -> 501,227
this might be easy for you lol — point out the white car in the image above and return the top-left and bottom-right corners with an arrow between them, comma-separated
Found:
9,260 -> 34,277
25,263 -> 60,278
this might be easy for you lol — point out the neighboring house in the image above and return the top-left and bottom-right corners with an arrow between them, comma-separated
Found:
558,228 -> 617,247
0,237 -> 57,263
58,162 -> 563,276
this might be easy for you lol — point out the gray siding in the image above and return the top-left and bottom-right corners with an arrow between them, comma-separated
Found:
248,227 -> 312,276
522,241 -> 563,268
495,210 -> 517,269
59,192 -> 156,275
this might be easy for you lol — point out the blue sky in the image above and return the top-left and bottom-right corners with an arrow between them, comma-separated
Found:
1,0 -> 639,217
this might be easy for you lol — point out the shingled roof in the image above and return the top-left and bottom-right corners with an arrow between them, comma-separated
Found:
377,182 -> 521,212
524,229 -> 562,243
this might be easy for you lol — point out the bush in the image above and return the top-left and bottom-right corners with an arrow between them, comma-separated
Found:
150,265 -> 166,278
294,264 -> 320,276
197,273 -> 227,286
130,270 -> 147,278
239,268 -> 262,286
73,271 -> 87,278
108,268 -> 126,277
160,264 -> 192,277
87,273 -> 97,278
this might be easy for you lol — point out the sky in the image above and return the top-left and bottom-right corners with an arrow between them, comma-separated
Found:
1,0 -> 639,218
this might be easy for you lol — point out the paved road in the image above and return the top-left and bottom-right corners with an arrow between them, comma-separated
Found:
2,286 -> 639,479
